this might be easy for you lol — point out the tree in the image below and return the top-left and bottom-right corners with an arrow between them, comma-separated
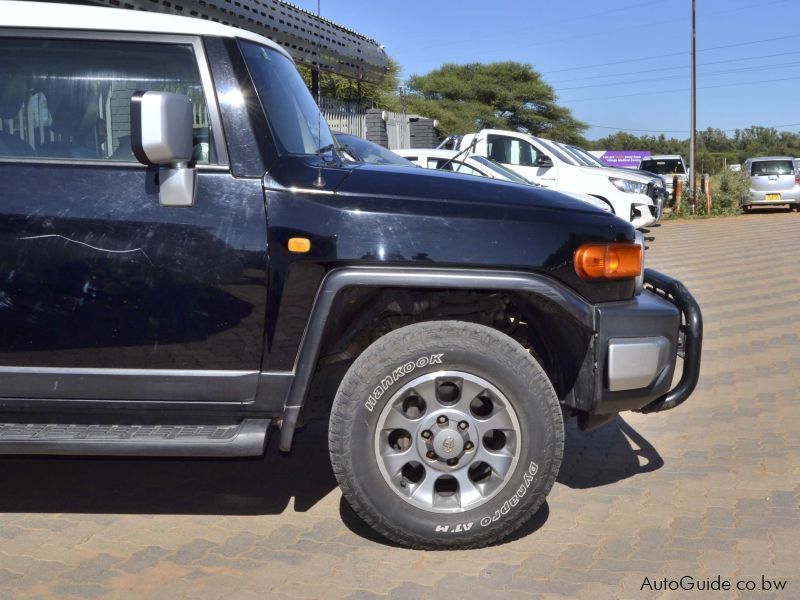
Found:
590,126 -> 800,174
405,62 -> 587,143
298,57 -> 402,110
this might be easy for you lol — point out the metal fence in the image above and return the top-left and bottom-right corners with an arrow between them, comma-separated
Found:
386,111 -> 411,150
320,98 -> 366,138
318,99 -> 414,149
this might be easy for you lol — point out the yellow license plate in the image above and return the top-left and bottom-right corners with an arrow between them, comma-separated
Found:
766,193 -> 781,201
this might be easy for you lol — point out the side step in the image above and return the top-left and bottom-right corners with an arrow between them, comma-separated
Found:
0,419 -> 270,457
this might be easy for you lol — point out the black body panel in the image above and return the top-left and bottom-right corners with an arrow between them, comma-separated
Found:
204,37 -> 275,178
0,163 -> 268,402
260,161 -> 637,370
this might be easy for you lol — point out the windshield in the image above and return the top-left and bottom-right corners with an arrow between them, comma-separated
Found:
240,40 -> 334,155
535,137 -> 578,165
568,145 -> 606,167
750,160 -> 794,176
559,144 -> 594,167
469,155 -> 532,184
640,158 -> 685,174
335,134 -> 414,167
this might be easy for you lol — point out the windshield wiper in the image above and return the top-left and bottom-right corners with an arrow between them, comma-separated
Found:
338,143 -> 359,162
316,143 -> 343,164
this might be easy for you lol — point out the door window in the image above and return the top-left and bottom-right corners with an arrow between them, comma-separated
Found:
486,134 -> 538,167
0,37 -> 214,163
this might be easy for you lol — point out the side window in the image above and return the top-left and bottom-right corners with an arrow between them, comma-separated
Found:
452,162 -> 480,176
486,135 -> 537,167
434,159 -> 479,176
0,37 -> 214,163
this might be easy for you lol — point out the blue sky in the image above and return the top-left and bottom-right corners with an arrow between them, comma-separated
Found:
294,0 -> 800,140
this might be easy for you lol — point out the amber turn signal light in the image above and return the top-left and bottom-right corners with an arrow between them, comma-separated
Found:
574,243 -> 642,280
287,237 -> 311,253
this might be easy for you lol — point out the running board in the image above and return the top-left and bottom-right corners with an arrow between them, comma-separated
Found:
0,419 -> 270,457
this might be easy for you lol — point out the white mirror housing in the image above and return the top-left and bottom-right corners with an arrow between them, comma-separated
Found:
131,91 -> 196,207
131,91 -> 193,164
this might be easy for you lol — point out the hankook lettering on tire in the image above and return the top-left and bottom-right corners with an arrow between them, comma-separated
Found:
364,353 -> 444,411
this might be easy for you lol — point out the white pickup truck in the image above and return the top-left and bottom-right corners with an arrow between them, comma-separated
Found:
639,155 -> 689,199
441,129 -> 659,229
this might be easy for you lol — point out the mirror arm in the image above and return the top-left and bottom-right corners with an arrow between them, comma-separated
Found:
159,161 -> 196,208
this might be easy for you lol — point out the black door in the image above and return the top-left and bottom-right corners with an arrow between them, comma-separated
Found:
0,34 -> 267,403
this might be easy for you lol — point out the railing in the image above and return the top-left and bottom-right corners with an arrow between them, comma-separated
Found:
318,100 -> 411,149
320,98 -> 366,138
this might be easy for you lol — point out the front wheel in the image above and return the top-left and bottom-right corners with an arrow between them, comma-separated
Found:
329,321 -> 564,549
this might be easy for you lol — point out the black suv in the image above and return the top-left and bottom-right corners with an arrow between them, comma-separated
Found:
0,2 -> 701,549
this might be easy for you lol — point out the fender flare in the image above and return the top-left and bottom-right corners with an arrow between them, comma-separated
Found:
278,266 -> 594,451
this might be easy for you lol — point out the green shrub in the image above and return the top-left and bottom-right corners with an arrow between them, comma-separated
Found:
713,169 -> 750,214
668,170 -> 748,218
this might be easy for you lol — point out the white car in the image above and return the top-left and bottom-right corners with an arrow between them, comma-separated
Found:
555,142 -> 666,222
442,130 -> 658,228
396,148 -> 613,213
639,155 -> 689,198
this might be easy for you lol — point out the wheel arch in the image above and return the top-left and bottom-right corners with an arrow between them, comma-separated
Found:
278,267 -> 595,451
588,194 -> 616,215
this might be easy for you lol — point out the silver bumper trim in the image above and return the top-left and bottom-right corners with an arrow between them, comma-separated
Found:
607,336 -> 669,391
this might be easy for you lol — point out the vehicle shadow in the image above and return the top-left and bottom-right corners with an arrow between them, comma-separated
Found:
339,495 -> 550,549
557,416 -> 663,489
745,206 -> 795,214
0,419 -> 337,515
0,415 -> 658,545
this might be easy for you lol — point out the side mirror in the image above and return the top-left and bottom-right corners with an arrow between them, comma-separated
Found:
131,91 -> 196,207
535,154 -> 554,168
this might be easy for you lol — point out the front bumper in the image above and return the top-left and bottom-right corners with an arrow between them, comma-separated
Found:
647,183 -> 667,222
631,205 -> 657,229
589,269 -> 703,415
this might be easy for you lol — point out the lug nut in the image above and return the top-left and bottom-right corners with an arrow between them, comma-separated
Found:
437,415 -> 448,425
421,429 -> 432,439
426,451 -> 436,459
446,458 -> 458,466
458,421 -> 469,430
464,441 -> 474,450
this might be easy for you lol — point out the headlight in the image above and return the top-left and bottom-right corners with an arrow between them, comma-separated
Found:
609,177 -> 648,195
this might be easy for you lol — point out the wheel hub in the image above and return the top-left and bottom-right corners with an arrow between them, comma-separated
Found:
374,370 -> 521,513
433,429 -> 462,457
419,411 -> 473,469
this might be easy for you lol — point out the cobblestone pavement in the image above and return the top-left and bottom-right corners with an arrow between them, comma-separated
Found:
1,211 -> 798,599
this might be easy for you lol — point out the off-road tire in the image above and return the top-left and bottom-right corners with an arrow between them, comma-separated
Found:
328,320 -> 564,549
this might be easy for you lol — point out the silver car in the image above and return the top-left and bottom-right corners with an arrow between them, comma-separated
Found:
743,156 -> 800,209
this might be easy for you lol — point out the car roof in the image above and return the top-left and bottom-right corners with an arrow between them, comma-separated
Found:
1,0 -> 291,59
746,156 -> 795,161
645,155 -> 683,160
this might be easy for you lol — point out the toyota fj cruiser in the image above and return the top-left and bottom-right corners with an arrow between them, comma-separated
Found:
0,1 -> 702,549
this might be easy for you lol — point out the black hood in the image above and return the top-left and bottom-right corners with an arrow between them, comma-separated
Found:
333,162 -> 614,217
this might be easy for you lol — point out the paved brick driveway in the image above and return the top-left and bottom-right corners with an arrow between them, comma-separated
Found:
1,212 -> 797,599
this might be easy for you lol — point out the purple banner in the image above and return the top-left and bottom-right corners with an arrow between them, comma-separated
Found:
594,150 -> 651,169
